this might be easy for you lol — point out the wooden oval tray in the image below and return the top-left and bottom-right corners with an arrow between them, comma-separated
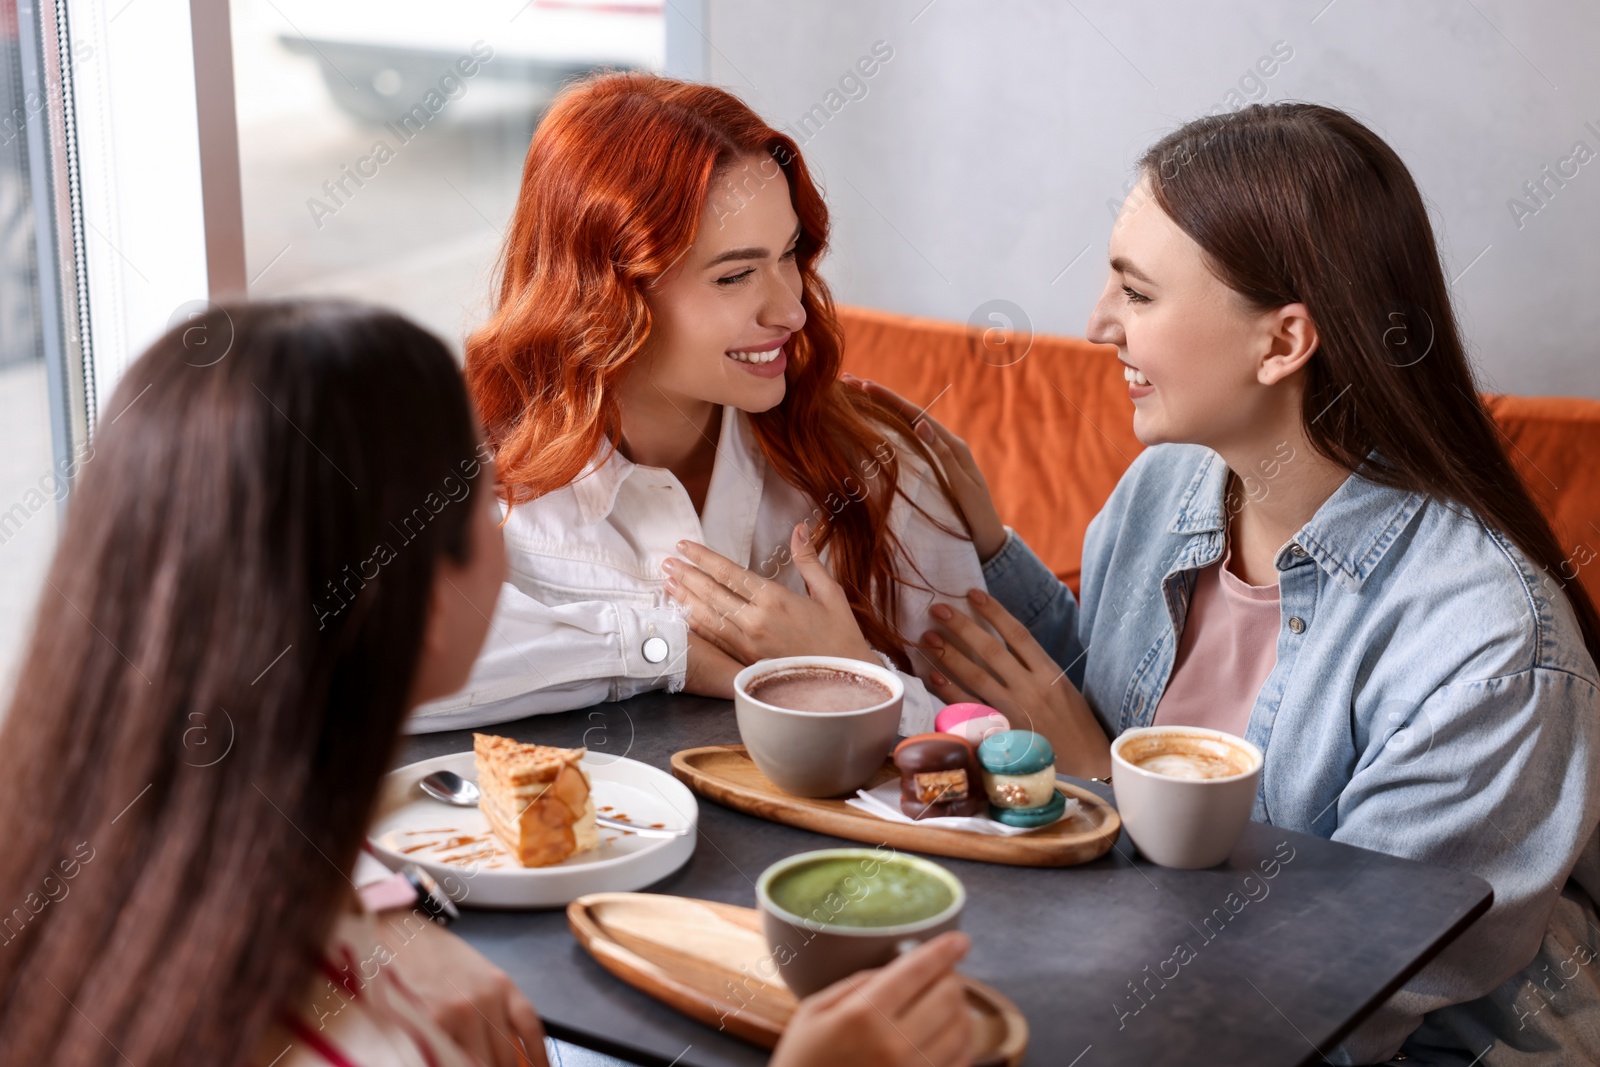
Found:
671,745 -> 1120,867
568,891 -> 1027,1065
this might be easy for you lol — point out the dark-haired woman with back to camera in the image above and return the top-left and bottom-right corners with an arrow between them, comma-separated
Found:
0,301 -> 972,1067
854,105 -> 1600,1064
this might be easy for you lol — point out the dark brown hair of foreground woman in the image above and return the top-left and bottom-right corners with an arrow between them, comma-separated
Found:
1140,102 -> 1600,665
0,302 -> 483,1063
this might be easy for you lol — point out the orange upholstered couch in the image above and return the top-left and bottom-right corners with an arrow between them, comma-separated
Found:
837,304 -> 1600,609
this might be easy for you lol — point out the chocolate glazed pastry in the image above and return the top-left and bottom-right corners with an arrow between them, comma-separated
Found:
892,734 -> 989,819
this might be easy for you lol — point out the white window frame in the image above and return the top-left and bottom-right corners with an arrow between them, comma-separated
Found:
63,0 -> 243,423
62,0 -> 704,424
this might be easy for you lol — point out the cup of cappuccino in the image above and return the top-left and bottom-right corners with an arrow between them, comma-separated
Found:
734,656 -> 903,797
1110,726 -> 1263,868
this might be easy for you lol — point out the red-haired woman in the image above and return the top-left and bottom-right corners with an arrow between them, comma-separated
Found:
411,72 -> 988,736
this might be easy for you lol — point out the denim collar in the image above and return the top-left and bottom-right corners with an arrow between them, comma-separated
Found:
1168,449 -> 1426,591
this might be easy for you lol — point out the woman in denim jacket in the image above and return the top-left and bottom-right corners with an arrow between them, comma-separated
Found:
865,105 -> 1600,1065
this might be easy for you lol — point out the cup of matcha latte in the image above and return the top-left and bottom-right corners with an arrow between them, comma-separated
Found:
756,848 -> 966,996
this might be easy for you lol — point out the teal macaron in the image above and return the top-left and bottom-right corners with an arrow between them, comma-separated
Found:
977,730 -> 1055,776
992,790 -> 1066,827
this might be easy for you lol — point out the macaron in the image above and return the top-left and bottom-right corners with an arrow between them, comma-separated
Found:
977,730 -> 1055,777
978,729 -> 1062,821
934,703 -> 1011,746
892,733 -> 988,819
991,790 -> 1066,828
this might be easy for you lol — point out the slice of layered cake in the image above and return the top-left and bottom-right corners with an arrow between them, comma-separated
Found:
473,733 -> 599,867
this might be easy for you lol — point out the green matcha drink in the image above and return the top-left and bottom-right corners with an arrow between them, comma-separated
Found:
766,855 -> 954,928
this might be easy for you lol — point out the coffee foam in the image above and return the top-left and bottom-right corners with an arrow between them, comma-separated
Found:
1120,733 -> 1256,781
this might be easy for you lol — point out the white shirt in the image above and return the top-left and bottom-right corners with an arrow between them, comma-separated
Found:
409,405 -> 988,735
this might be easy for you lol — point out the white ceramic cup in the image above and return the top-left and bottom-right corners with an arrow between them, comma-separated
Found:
1110,726 -> 1264,869
734,656 -> 903,798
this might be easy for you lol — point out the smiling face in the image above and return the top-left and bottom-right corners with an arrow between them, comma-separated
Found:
631,153 -> 808,415
1086,176 -> 1305,452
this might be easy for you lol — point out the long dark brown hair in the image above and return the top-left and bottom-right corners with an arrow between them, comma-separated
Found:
0,301 -> 484,1064
1140,103 -> 1600,668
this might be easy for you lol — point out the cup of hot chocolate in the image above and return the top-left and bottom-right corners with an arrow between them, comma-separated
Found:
1110,726 -> 1264,869
734,656 -> 904,797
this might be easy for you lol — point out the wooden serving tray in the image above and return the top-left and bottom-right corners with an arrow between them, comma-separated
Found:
568,892 -> 1027,1065
671,745 -> 1120,868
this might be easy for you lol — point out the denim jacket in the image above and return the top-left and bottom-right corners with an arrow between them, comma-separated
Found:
984,443 -> 1600,1065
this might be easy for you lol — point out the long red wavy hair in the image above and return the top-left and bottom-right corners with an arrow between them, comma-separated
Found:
467,71 -> 963,668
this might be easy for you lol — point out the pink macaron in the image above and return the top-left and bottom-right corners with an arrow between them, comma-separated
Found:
934,702 -> 1011,745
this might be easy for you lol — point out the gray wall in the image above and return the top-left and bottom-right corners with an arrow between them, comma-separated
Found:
702,0 -> 1600,398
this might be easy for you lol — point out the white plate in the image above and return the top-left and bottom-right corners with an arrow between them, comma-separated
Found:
368,751 -> 698,909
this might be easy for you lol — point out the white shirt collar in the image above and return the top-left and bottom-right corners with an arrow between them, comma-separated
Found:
569,405 -> 768,562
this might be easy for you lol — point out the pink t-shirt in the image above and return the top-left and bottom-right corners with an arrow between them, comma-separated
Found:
1153,544 -> 1280,736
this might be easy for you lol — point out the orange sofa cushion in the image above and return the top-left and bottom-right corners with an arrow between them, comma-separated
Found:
837,304 -> 1600,612
1482,395 -> 1600,600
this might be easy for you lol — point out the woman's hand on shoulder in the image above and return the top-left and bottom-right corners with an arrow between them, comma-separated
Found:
921,589 -> 1111,780
845,375 -> 1007,563
664,524 -> 877,667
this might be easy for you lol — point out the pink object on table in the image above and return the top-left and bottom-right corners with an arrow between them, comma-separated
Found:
358,871 -> 420,913
934,703 -> 1011,745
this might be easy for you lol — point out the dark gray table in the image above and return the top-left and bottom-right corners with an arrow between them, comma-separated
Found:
401,693 -> 1492,1067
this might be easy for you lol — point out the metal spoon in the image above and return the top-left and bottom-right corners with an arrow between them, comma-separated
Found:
420,769 -> 690,839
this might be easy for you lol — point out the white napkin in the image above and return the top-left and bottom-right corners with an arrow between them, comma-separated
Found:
846,779 -> 1079,836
